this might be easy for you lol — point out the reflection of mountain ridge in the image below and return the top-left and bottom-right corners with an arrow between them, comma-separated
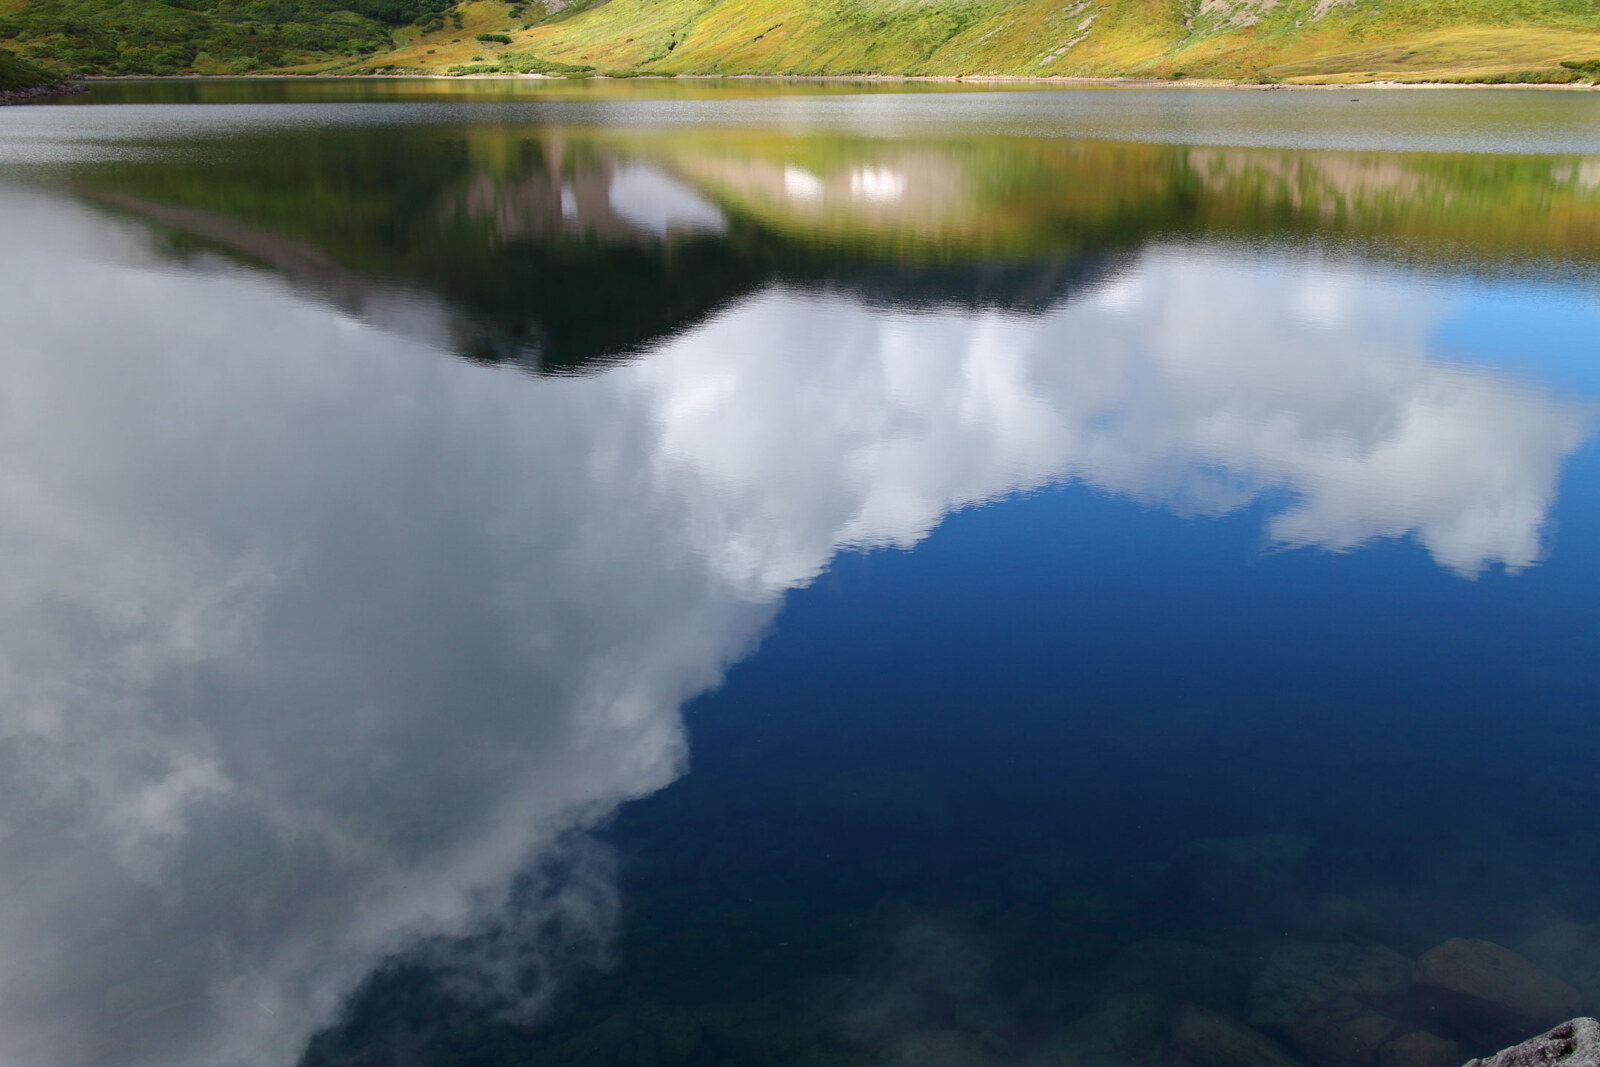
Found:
811,255 -> 1127,313
71,127 -> 1600,376
96,180 -> 1126,374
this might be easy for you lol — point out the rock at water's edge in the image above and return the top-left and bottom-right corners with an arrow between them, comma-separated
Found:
1464,1017 -> 1600,1067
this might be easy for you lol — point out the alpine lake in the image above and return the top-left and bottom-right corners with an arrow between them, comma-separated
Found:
2,78 -> 1600,1067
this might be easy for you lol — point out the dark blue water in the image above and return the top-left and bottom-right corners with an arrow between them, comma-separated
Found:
1,83 -> 1599,1067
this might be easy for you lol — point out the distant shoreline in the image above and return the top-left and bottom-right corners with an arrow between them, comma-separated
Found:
78,72 -> 1600,90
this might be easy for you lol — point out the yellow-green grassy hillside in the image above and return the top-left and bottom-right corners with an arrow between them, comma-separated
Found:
6,0 -> 1600,81
371,0 -> 1600,82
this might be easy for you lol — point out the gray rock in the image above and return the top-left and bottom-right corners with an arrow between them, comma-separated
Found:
1412,938 -> 1585,1049
1463,1017 -> 1600,1067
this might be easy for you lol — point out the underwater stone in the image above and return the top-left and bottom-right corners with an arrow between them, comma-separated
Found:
885,1029 -> 992,1067
1105,940 -> 1249,1012
1249,943 -> 1412,1026
1288,1002 -> 1402,1067
1374,1030 -> 1463,1067
1049,993 -> 1169,1067
1248,943 -> 1413,1067
1412,938 -> 1585,1050
1173,1005 -> 1307,1067
1463,1017 -> 1600,1067
1520,925 -> 1600,1010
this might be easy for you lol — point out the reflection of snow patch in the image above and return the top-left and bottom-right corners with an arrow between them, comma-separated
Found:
783,165 -> 823,200
560,183 -> 577,220
849,166 -> 906,203
607,165 -> 725,236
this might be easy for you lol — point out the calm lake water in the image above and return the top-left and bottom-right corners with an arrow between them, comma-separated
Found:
2,79 -> 1600,1067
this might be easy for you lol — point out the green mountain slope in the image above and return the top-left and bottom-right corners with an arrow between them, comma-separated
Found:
0,43 -> 56,88
4,0 -> 1600,80
0,0 -> 455,75
492,0 -> 1600,81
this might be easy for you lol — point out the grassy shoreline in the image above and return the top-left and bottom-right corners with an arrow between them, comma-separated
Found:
75,72 -> 1600,89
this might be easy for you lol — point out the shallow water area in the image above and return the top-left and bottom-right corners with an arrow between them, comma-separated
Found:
1,82 -> 1599,1067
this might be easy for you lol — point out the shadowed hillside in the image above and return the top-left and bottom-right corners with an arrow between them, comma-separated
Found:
0,42 -> 58,91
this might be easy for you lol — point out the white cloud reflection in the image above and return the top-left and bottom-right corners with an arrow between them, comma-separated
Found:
0,186 -> 1590,1067
640,253 -> 1588,585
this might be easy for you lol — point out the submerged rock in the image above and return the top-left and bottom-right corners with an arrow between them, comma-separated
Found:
1048,993 -> 1170,1067
1105,940 -> 1249,1013
1250,943 -> 1413,1026
1174,1005 -> 1307,1067
1519,924 -> 1600,1009
1411,938 -> 1585,1049
1375,1031 -> 1463,1067
1463,1017 -> 1600,1067
1290,1003 -> 1403,1067
1249,942 -> 1412,1067
885,1028 -> 994,1067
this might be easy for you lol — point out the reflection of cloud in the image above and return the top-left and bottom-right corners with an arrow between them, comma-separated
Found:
0,188 -> 756,1067
0,188 -> 1591,1067
639,253 -> 1589,581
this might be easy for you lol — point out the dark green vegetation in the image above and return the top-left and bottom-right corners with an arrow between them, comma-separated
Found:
0,0 -> 453,75
0,42 -> 54,88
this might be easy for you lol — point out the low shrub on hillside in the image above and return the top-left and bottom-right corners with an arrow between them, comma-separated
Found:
447,51 -> 594,74
1471,67 -> 1585,83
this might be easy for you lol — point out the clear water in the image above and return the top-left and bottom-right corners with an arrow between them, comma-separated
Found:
2,80 -> 1600,1067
